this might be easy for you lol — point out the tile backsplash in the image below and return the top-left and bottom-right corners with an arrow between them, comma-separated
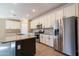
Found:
31,28 -> 53,35
44,28 -> 53,35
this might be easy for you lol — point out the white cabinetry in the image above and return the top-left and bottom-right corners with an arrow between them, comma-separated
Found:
45,15 -> 50,28
42,35 -> 46,44
33,20 -> 37,29
30,20 -> 33,29
55,9 -> 63,20
40,34 -> 54,48
45,35 -> 50,46
49,12 -> 56,27
49,35 -> 54,47
42,17 -> 45,28
30,20 -> 37,29
40,34 -> 46,44
64,4 -> 76,17
40,34 -> 43,43
43,16 -> 47,28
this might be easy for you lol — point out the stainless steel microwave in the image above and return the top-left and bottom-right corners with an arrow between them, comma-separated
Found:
37,24 -> 42,29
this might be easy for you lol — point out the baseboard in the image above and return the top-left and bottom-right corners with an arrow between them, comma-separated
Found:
54,49 -> 70,56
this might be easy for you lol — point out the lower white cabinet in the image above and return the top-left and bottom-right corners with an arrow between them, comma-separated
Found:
40,34 -> 46,44
40,34 -> 54,48
42,35 -> 46,44
45,35 -> 50,46
49,35 -> 54,47
40,34 -> 43,43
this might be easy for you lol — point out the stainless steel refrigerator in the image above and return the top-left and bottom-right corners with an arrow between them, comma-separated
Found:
53,16 -> 78,56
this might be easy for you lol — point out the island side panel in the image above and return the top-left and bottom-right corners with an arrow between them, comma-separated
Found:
15,38 -> 36,56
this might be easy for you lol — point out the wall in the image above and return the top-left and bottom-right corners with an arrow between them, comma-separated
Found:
5,19 -> 21,36
6,20 -> 21,29
0,18 -> 5,41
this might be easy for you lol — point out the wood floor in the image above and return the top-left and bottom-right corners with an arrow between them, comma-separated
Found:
35,42 -> 65,56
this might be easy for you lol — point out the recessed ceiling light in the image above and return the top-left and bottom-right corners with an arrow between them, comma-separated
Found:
11,10 -> 15,14
32,9 -> 36,12
26,14 -> 30,17
10,15 -> 13,17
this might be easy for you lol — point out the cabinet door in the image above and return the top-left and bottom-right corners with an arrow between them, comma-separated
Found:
48,14 -> 52,28
46,15 -> 50,28
49,35 -> 54,47
40,34 -> 43,43
43,35 -> 46,44
45,35 -> 50,46
43,16 -> 47,28
42,34 -> 44,43
30,20 -> 34,29
30,21 -> 32,29
33,20 -> 36,29
64,4 -> 76,17
39,18 -> 42,25
50,12 -> 56,27
55,8 -> 63,20
42,17 -> 45,28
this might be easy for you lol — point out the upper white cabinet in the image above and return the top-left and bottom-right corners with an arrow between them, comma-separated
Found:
41,17 -> 44,28
75,4 -> 78,17
50,12 -> 56,27
46,15 -> 51,28
55,8 -> 63,20
30,20 -> 34,29
44,15 -> 47,28
30,18 -> 41,29
30,20 -> 36,29
30,4 -> 78,29
63,4 -> 76,17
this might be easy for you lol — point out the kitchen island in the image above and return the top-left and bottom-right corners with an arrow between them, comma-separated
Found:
0,34 -> 36,56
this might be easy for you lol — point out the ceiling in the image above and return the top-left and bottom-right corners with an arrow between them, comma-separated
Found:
0,3 -> 66,20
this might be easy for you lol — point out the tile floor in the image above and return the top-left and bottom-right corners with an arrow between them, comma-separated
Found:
35,42 -> 65,56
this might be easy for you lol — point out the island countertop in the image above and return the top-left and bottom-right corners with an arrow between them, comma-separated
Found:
0,34 -> 36,43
